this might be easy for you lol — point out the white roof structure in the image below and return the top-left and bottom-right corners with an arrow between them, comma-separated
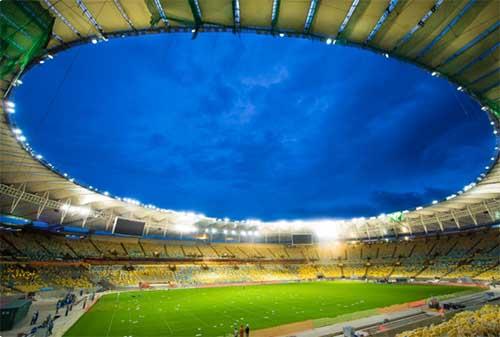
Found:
1,0 -> 499,240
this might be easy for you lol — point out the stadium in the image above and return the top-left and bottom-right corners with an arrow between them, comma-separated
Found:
0,1 -> 499,337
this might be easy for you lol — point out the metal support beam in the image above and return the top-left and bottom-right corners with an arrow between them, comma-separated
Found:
416,0 -> 476,59
113,0 -> 135,30
10,183 -> 26,213
75,0 -> 104,38
483,201 -> 495,221
105,214 -> 115,231
36,191 -> 50,219
419,215 -> 428,234
377,222 -> 385,237
439,21 -> 499,67
337,0 -> 360,39
59,199 -> 71,224
452,42 -> 499,77
231,0 -> 240,32
143,215 -> 152,236
450,210 -> 461,228
81,209 -> 90,228
271,0 -> 281,32
467,206 -> 478,225
393,0 -> 444,51
188,0 -> 203,28
42,0 -> 81,37
152,0 -> 169,26
366,0 -> 398,43
435,214 -> 444,232
304,0 -> 320,34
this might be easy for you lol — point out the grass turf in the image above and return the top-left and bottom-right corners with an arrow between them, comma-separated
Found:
64,281 -> 476,337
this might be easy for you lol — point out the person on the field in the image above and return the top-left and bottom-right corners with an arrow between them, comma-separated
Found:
245,324 -> 250,337
239,324 -> 244,337
233,327 -> 238,337
30,310 -> 39,325
48,318 -> 54,335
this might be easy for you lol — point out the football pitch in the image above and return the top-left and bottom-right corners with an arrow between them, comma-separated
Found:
64,281 -> 475,337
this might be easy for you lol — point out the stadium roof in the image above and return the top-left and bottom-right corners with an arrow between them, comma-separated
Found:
1,0 -> 499,240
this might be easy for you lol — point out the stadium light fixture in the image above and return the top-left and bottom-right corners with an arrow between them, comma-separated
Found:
39,60 -> 45,64
175,224 -> 197,234
36,154 -> 43,160
13,128 -> 22,135
384,53 -> 389,58
432,200 -> 438,204
211,228 -> 217,234
91,38 -> 98,44
223,229 -> 228,235
416,206 -> 423,210
104,191 -> 110,196
241,231 -> 247,236
326,38 -> 332,45
15,79 -> 23,86
279,33 -> 285,37
457,86 -> 463,91
17,135 -> 26,142
5,101 -> 15,109
231,230 -> 236,235
47,54 -> 54,60
431,71 -> 439,77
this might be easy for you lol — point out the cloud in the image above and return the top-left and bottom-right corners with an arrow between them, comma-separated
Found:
12,33 -> 493,220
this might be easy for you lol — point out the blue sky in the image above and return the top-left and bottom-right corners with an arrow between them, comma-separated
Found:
12,33 -> 495,221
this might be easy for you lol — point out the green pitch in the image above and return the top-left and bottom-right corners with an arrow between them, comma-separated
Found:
64,281 -> 475,337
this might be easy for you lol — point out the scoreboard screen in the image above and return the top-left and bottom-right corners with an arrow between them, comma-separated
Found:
113,217 -> 146,236
292,234 -> 313,245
